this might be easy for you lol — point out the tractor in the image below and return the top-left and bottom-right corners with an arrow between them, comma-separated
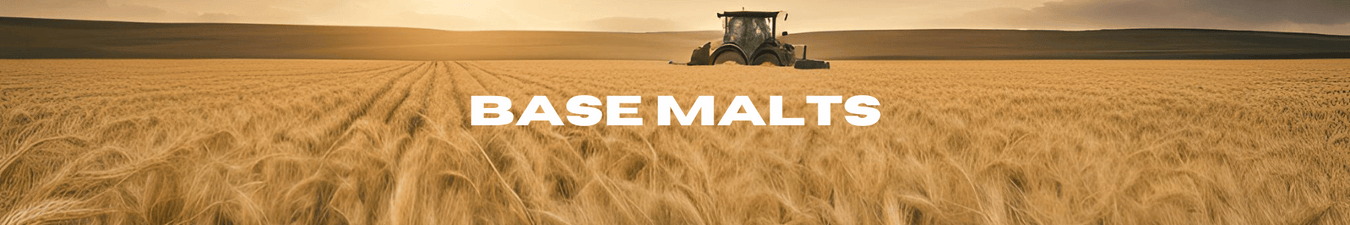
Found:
687,11 -> 829,69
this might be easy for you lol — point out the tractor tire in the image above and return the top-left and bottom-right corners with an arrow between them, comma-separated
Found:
713,51 -> 746,65
752,54 -> 781,66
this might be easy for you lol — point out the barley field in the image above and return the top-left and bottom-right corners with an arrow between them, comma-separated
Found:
1,59 -> 1347,224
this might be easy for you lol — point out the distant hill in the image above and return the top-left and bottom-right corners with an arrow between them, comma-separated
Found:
3,17 -> 1348,60
785,29 -> 1350,60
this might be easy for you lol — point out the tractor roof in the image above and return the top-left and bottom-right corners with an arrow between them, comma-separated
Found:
717,11 -> 780,18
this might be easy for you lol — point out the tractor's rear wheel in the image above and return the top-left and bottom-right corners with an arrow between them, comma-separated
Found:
713,51 -> 746,65
752,54 -> 781,66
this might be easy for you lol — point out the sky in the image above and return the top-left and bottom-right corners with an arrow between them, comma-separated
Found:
2,0 -> 1348,35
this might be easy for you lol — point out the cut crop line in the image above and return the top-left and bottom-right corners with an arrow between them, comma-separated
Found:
316,62 -> 428,151
446,62 -> 488,128
460,62 -> 569,97
252,63 -> 415,96
382,63 -> 434,124
452,62 -> 493,95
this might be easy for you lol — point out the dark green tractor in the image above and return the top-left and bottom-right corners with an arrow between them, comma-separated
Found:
687,11 -> 829,69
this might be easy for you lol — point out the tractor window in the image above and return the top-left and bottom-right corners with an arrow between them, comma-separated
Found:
723,17 -> 773,50
723,18 -> 744,43
745,17 -> 772,40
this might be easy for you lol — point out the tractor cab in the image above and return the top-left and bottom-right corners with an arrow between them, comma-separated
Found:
687,11 -> 796,66
721,11 -> 780,61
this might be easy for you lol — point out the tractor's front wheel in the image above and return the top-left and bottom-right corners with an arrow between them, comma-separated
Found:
752,54 -> 781,66
713,51 -> 746,65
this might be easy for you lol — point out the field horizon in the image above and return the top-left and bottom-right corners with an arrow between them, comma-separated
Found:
4,16 -> 1350,61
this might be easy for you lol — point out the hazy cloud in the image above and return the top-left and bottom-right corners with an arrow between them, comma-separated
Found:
392,11 -> 481,30
0,0 -> 170,21
195,12 -> 238,23
941,0 -> 1350,34
580,17 -> 693,32
0,0 -> 1061,32
2,0 -> 1348,34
